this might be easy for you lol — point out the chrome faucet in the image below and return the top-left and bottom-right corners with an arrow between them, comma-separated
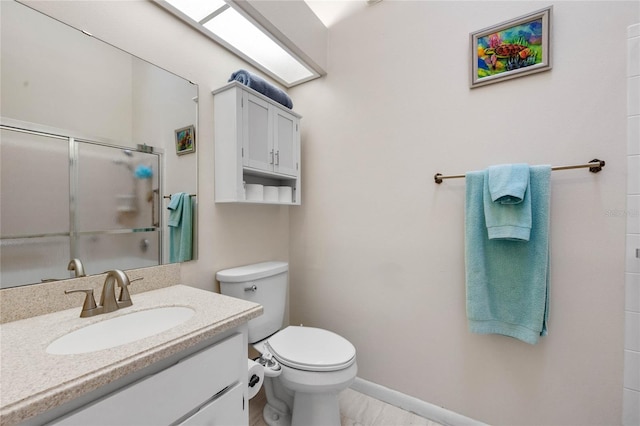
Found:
66,269 -> 140,317
67,258 -> 86,277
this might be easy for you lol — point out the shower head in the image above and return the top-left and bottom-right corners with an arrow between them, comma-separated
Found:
113,158 -> 134,171
122,149 -> 133,157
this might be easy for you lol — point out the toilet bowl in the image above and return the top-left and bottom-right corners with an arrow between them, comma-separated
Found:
216,262 -> 357,426
260,326 -> 356,426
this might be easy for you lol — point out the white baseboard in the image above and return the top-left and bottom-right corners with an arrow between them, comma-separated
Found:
350,377 -> 487,426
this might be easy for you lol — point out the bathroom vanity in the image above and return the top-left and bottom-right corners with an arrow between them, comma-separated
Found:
0,285 -> 262,425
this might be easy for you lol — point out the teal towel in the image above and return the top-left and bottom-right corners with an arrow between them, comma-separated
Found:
484,164 -> 532,241
167,192 -> 193,262
488,163 -> 529,204
465,166 -> 551,344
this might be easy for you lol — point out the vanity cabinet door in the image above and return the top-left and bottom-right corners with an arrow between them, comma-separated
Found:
49,333 -> 244,426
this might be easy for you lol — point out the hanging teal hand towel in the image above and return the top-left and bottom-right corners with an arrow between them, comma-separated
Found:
465,166 -> 551,344
167,192 -> 193,262
484,164 -> 532,241
488,163 -> 529,204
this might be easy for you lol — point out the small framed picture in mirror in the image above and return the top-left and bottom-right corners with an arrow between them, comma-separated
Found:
175,125 -> 196,155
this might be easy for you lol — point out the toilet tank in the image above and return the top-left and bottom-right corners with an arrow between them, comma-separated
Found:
216,261 -> 288,344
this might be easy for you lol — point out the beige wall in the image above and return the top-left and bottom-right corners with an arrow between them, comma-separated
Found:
289,1 -> 638,425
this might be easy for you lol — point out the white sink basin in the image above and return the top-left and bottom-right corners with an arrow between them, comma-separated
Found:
46,306 -> 195,355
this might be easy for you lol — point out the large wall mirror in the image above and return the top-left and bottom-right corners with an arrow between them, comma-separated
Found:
0,0 -> 198,288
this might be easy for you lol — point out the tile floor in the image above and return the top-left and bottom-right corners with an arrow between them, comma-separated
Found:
249,387 -> 442,426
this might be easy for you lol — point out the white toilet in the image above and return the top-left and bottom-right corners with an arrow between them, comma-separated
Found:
216,261 -> 357,426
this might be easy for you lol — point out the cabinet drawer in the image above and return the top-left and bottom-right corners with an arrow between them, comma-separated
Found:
178,383 -> 245,426
50,333 -> 243,426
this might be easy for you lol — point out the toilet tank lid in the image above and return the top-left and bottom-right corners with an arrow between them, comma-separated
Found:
216,261 -> 288,282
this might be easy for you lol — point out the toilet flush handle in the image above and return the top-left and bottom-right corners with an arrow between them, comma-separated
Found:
244,284 -> 258,292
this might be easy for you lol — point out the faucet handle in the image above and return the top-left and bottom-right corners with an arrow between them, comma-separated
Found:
65,289 -> 99,318
118,276 -> 142,307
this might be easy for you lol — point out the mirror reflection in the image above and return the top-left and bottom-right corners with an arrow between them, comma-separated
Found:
0,1 -> 198,288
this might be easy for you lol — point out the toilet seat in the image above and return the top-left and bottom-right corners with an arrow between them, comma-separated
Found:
265,326 -> 356,372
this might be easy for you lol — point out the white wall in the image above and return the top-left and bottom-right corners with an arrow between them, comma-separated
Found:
289,1 -> 638,425
0,0 -> 133,141
624,22 -> 640,426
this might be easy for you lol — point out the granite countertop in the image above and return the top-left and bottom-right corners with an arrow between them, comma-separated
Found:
0,285 -> 262,425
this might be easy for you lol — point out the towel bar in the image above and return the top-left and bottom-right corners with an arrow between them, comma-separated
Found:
434,159 -> 605,184
163,194 -> 197,199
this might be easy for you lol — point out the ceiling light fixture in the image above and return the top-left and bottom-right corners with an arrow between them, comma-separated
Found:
156,0 -> 320,87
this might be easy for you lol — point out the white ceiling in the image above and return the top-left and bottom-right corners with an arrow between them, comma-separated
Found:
304,0 -> 369,28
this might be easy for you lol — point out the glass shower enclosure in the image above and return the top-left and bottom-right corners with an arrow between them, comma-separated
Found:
0,124 -> 162,288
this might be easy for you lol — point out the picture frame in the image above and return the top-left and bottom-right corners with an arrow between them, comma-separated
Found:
175,125 -> 196,155
470,6 -> 552,88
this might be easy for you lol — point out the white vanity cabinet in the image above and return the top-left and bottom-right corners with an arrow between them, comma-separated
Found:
48,333 -> 246,426
213,81 -> 301,205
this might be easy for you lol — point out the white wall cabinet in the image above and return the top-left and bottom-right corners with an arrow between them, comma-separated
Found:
48,333 -> 246,426
213,82 -> 301,205
242,92 -> 299,177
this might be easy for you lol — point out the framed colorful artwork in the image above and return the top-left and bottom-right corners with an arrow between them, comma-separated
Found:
175,125 -> 195,155
470,7 -> 552,88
